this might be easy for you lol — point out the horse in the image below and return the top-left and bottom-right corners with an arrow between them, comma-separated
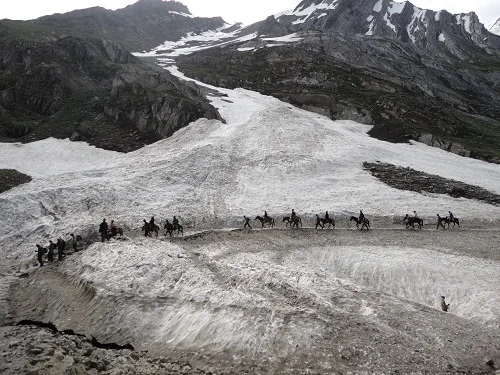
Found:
142,222 -> 159,237
255,215 -> 275,229
350,216 -> 370,230
320,217 -> 335,229
164,220 -> 184,237
109,227 -> 124,239
444,216 -> 460,228
282,216 -> 292,227
436,214 -> 447,230
403,214 -> 424,229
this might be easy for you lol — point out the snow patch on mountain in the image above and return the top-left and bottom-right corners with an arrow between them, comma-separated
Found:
135,23 -> 252,57
0,139 -> 120,178
373,0 -> 383,13
456,14 -> 473,34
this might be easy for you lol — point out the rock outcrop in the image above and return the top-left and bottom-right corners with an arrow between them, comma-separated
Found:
0,35 -> 221,152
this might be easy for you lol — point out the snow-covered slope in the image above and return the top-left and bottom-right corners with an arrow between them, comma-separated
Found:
1,73 -> 500,262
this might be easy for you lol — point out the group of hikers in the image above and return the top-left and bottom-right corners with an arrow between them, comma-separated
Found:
35,234 -> 81,267
35,208 -> 457,268
246,209 -> 458,231
140,216 -> 183,237
246,209 -> 369,230
98,218 -> 123,242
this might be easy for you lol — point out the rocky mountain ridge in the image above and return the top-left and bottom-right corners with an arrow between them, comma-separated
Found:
1,0 -> 227,52
271,0 -> 500,61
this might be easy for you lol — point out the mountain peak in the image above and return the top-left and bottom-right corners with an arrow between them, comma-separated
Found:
275,0 -> 500,58
120,0 -> 191,16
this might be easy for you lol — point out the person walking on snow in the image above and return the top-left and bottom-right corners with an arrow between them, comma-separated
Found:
36,244 -> 45,267
243,216 -> 252,229
48,240 -> 56,262
99,219 -> 108,242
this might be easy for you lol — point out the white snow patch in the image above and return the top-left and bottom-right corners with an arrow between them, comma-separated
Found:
407,8 -> 426,43
384,1 -> 406,33
237,47 -> 255,52
284,0 -> 340,24
0,138 -> 120,178
456,14 -> 472,34
168,11 -> 193,18
133,25 -> 254,57
366,20 -> 376,36
373,0 -> 383,13
262,33 -> 303,43
439,32 -> 446,42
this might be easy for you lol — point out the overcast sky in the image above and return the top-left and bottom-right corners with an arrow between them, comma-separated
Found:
2,0 -> 499,27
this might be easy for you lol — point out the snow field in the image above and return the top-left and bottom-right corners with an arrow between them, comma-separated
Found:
1,84 -> 500,263
60,231 -> 500,356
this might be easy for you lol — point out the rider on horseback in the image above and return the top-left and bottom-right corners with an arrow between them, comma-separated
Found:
325,211 -> 330,221
291,209 -> 296,220
264,211 -> 269,219
359,210 -> 365,223
448,211 -> 454,221
173,216 -> 179,228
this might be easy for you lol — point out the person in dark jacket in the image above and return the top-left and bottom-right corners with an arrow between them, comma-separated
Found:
48,240 -> 56,262
57,238 -> 66,261
99,219 -> 108,242
36,244 -> 45,267
243,216 -> 252,229
149,216 -> 155,227
172,216 -> 179,228
325,211 -> 330,221
448,211 -> 454,221
359,210 -> 365,223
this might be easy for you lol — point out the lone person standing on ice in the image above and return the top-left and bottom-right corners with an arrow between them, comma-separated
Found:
99,219 -> 108,242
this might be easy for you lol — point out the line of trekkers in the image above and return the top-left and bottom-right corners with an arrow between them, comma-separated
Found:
35,234 -> 82,267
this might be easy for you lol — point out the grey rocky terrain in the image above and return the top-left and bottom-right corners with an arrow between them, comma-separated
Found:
0,35 -> 221,152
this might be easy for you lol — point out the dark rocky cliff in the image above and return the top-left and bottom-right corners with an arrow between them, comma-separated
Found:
0,35 -> 221,152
